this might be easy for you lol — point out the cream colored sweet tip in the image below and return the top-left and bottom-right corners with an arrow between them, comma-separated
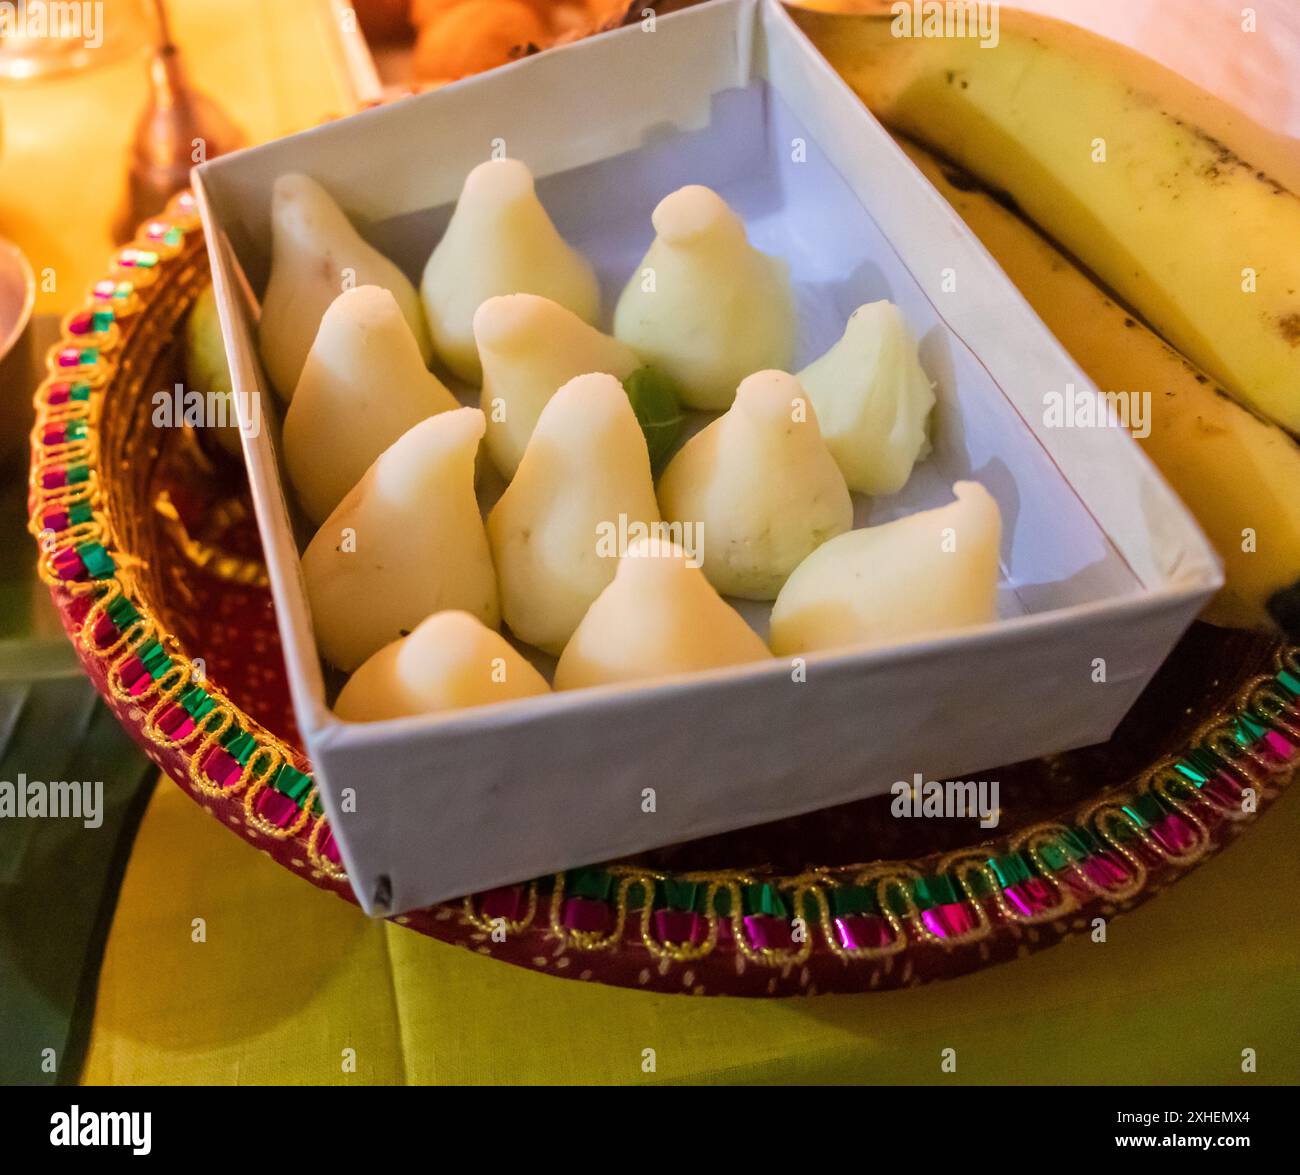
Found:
472,291 -> 555,351
651,184 -> 744,245
460,156 -> 537,205
732,368 -> 815,420
333,609 -> 549,723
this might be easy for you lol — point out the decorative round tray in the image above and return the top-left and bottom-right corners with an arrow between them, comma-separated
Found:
27,203 -> 1300,996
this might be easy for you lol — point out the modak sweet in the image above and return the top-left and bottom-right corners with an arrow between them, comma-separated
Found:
613,184 -> 796,409
474,293 -> 641,478
258,173 -> 431,401
798,300 -> 935,495
334,610 -> 549,722
488,372 -> 661,655
554,537 -> 770,691
421,158 -> 601,383
769,481 -> 1002,656
656,370 -> 853,600
284,286 -> 460,525
301,408 -> 500,672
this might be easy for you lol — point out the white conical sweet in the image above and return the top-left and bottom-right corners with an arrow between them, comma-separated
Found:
656,370 -> 853,600
474,293 -> 641,478
284,286 -> 460,525
798,301 -> 936,496
302,408 -> 499,672
769,481 -> 1002,656
334,610 -> 549,722
487,373 -> 661,655
613,185 -> 796,409
554,538 -> 770,691
258,173 -> 431,401
421,158 -> 601,384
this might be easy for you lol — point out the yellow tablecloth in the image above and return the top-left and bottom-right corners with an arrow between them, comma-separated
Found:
7,0 -> 1293,1087
81,779 -> 1300,1084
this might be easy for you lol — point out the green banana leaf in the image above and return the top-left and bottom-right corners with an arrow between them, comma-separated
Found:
0,469 -> 156,1086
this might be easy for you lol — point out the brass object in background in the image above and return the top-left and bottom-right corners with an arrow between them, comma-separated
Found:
113,0 -> 243,242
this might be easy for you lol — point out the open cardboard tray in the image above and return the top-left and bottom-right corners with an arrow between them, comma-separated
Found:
194,0 -> 1222,915
25,191 -> 1300,995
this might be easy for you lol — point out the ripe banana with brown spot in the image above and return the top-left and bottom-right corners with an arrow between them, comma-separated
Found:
897,138 -> 1300,633
792,3 -> 1300,434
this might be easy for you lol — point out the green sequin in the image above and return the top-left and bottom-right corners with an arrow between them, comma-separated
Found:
743,883 -> 787,919
271,764 -> 313,805
912,874 -> 958,909
221,728 -> 258,767
76,541 -> 114,578
660,878 -> 699,911
829,884 -> 878,917
988,853 -> 1031,888
567,868 -> 613,902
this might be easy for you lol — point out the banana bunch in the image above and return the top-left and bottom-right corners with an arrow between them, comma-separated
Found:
792,3 -> 1300,635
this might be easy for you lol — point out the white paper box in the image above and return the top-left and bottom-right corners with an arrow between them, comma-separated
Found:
194,0 -> 1221,916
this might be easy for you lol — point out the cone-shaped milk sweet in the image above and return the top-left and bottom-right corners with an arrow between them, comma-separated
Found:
474,293 -> 641,478
421,158 -> 601,384
769,481 -> 1002,656
554,538 -> 770,691
488,373 -> 661,655
258,173 -> 431,401
284,286 -> 460,525
798,301 -> 935,495
613,185 -> 796,409
657,370 -> 853,600
302,408 -> 499,672
334,610 -> 549,722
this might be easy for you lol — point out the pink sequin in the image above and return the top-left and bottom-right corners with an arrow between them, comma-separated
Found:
255,788 -> 299,829
743,914 -> 793,951
156,703 -> 195,742
52,548 -> 84,580
201,746 -> 242,789
1150,812 -> 1198,855
653,908 -> 704,945
1263,730 -> 1296,761
1081,852 -> 1130,889
923,901 -> 976,938
834,914 -> 892,951
563,897 -> 612,934
478,886 -> 525,922
1203,772 -> 1245,806
91,614 -> 119,647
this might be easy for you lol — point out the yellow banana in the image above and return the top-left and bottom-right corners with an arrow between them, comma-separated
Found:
898,137 -> 1300,633
792,4 -> 1300,434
